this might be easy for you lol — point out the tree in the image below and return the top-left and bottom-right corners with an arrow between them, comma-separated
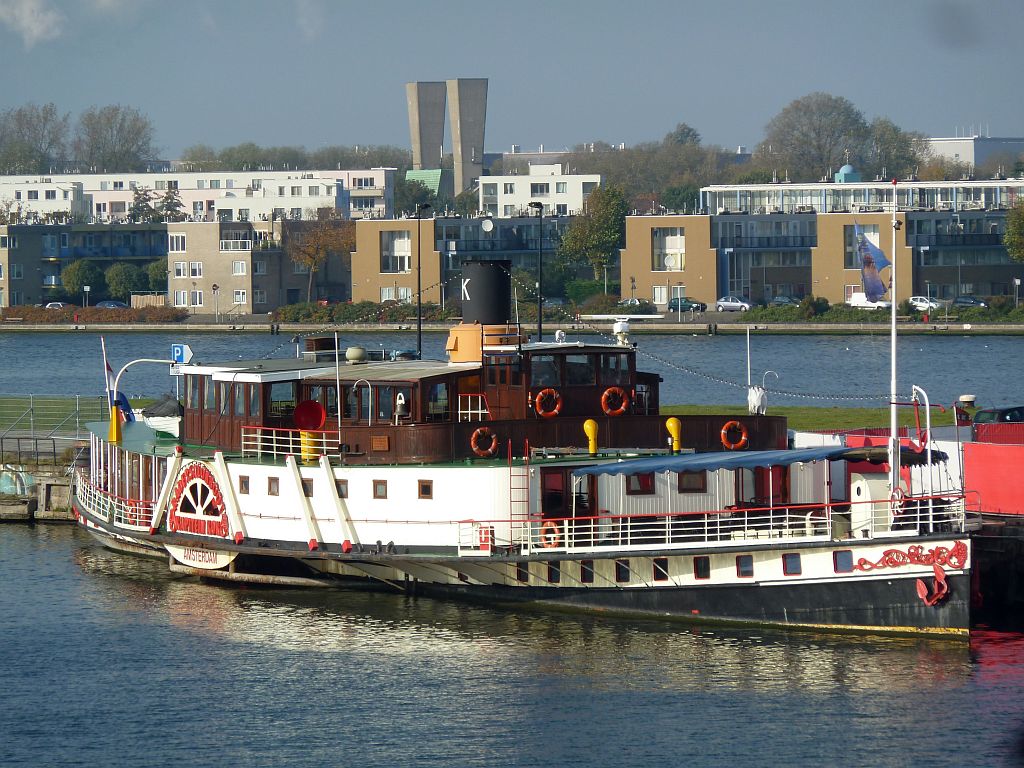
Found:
1005,202 -> 1024,263
285,216 -> 356,302
557,185 -> 629,280
159,187 -> 185,222
73,104 -> 157,172
0,102 -> 69,173
865,118 -> 930,180
129,186 -> 156,222
453,187 -> 478,217
146,260 -> 169,292
179,144 -> 222,171
664,122 -> 701,146
661,184 -> 700,213
60,260 -> 105,298
757,92 -> 870,181
105,263 -> 149,300
394,178 -> 437,217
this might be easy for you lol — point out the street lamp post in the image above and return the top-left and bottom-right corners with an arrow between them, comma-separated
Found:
529,201 -> 544,341
212,283 -> 220,323
83,284 -> 90,307
415,202 -> 432,360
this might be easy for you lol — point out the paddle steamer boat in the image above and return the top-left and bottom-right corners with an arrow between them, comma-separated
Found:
73,261 -> 971,636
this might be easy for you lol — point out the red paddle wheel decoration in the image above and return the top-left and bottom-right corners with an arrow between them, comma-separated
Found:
168,462 -> 229,538
853,540 -> 967,608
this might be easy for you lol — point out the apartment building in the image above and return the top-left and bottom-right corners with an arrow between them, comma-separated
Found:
479,164 -> 600,217
0,168 -> 396,224
351,214 -> 570,308
0,219 -> 350,312
621,170 -> 1024,308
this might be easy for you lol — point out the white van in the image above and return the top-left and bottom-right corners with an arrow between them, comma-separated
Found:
847,292 -> 891,310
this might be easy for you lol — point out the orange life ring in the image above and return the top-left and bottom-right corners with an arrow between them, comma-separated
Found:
535,388 -> 563,418
470,427 -> 499,458
539,520 -> 562,548
720,420 -> 749,450
601,386 -> 630,416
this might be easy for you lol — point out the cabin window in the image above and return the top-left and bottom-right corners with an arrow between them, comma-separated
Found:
783,553 -> 802,576
599,353 -> 630,386
530,354 -> 561,387
653,557 -> 670,581
516,562 -> 529,583
238,475 -> 249,495
395,387 -> 412,419
833,550 -> 854,574
186,376 -> 199,409
325,386 -> 338,418
268,477 -> 279,496
302,478 -> 313,498
342,385 -> 358,419
564,354 -> 596,386
736,554 -> 754,578
615,559 -> 631,583
580,559 -> 594,583
693,555 -> 711,580
233,383 -> 245,417
335,479 -> 348,498
418,480 -> 433,499
377,385 -> 393,420
547,562 -> 561,583
203,375 -> 215,411
219,382 -> 230,415
625,473 -> 655,495
677,471 -> 707,493
269,382 -> 297,417
248,385 -> 260,418
373,479 -> 387,499
426,382 -> 449,421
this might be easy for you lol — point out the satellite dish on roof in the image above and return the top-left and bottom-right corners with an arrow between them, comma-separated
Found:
481,218 -> 494,232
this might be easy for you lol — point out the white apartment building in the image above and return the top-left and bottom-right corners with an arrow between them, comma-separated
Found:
479,164 -> 600,217
0,168 -> 396,224
0,179 -> 90,221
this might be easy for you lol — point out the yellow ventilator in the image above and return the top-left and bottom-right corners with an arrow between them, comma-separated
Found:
665,417 -> 681,454
108,404 -> 122,443
583,419 -> 599,456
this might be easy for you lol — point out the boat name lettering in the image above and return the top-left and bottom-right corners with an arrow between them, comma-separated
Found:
853,540 -> 968,572
182,547 -> 220,564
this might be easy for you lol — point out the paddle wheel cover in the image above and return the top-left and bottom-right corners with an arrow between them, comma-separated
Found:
168,462 -> 229,538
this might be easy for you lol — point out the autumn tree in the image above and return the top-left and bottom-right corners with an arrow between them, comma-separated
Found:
0,102 -> 69,173
664,122 -> 701,146
864,118 -> 931,180
73,104 -> 157,172
558,184 -> 629,280
60,259 -> 105,298
1005,202 -> 1024,263
756,92 -> 870,181
285,215 -> 356,302
105,263 -> 149,300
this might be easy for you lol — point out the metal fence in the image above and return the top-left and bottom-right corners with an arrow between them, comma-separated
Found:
0,395 -> 107,463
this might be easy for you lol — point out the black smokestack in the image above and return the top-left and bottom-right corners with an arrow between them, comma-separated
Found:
460,260 -> 511,325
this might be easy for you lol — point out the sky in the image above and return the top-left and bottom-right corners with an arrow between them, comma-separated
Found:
1,0 -> 1022,160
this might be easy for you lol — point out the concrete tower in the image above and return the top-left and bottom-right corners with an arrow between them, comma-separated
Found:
446,78 -> 488,193
405,81 -> 447,171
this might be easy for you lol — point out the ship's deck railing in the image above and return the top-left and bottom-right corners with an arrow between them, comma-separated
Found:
241,425 -> 341,460
74,470 -> 155,531
456,494 -> 967,556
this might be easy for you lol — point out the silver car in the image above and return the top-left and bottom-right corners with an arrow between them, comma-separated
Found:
715,295 -> 751,312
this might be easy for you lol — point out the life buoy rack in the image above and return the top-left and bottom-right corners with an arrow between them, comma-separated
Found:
720,420 -> 749,450
470,426 -> 499,458
535,388 -> 563,418
601,386 -> 630,417
540,520 -> 562,548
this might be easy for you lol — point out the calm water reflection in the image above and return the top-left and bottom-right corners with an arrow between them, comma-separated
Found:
2,329 -> 1024,407
3,525 -> 1022,767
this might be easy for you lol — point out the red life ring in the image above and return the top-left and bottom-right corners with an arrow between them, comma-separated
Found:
535,388 -> 563,418
720,420 -> 749,450
540,520 -> 562,548
470,427 -> 499,458
601,386 -> 630,416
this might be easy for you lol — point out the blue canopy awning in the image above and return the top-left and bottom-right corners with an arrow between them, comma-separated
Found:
572,446 -> 855,479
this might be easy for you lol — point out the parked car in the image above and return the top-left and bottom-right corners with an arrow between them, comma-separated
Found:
667,297 -> 707,312
908,296 -> 940,312
952,295 -> 988,308
95,300 -> 129,309
847,292 -> 891,310
44,302 -> 74,309
973,406 -> 1024,424
617,298 -> 641,307
715,296 -> 751,312
770,295 -> 801,307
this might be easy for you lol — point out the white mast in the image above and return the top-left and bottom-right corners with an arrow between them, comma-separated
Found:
889,179 -> 900,499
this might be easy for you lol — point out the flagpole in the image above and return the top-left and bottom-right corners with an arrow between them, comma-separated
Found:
890,179 -> 900,501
